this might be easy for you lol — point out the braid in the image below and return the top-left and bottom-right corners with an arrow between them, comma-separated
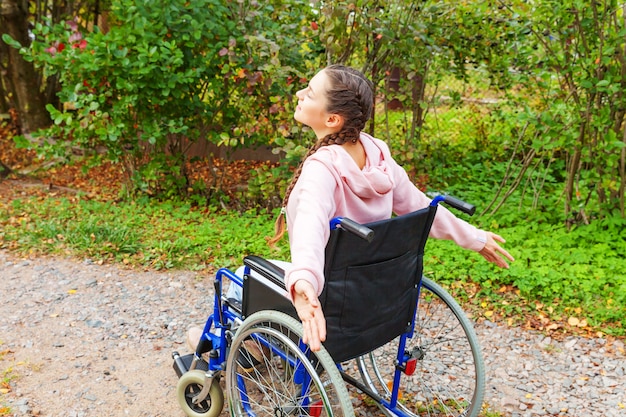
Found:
282,132 -> 356,207
267,65 -> 373,247
267,131 -> 360,247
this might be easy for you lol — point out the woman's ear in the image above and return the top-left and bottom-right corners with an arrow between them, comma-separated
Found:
325,113 -> 344,129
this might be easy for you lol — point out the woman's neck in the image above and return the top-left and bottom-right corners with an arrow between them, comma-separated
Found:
341,138 -> 366,170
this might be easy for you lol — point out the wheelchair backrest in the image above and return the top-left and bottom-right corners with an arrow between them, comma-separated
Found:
242,204 -> 438,362
319,205 -> 437,361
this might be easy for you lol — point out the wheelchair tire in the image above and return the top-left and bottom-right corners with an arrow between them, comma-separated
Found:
225,310 -> 354,417
355,277 -> 485,417
177,370 -> 224,417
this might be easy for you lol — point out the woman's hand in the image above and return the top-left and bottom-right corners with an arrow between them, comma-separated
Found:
292,280 -> 327,351
479,232 -> 515,268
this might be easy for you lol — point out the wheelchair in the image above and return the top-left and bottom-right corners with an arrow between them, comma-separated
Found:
172,195 -> 486,417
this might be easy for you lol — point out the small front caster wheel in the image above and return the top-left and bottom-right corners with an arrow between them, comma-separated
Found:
177,370 -> 224,417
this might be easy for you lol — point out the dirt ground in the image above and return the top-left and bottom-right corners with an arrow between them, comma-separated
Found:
3,250 -> 626,417
0,250 -> 215,417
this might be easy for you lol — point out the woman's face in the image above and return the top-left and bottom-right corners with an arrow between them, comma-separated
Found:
294,70 -> 333,134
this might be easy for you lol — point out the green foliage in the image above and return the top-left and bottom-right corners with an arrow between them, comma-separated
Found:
514,220 -> 626,332
5,0 -> 623,223
246,164 -> 291,210
313,1 -> 528,144
424,217 -> 626,336
417,155 -> 626,336
245,130 -> 312,209
4,0 -> 626,224
19,0 -> 239,195
12,0 -> 320,198
489,0 -> 626,220
313,0 -> 626,221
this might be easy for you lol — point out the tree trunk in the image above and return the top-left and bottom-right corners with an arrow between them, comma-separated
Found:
0,0 -> 51,133
0,76 -> 9,114
387,67 -> 403,110
0,159 -> 12,178
0,14 -> 14,115
410,72 -> 426,142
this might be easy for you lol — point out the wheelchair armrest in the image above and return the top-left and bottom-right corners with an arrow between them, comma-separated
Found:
242,256 -> 296,320
243,255 -> 286,290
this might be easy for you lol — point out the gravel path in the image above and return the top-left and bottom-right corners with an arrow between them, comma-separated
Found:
1,250 -> 624,417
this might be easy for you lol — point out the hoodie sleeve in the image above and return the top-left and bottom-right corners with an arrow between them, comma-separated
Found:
284,158 -> 338,299
387,152 -> 487,252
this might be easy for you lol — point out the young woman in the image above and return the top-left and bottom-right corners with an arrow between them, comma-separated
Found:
188,64 -> 514,355
269,64 -> 514,352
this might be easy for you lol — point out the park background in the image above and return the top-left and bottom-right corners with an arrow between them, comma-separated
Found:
0,0 -> 625,353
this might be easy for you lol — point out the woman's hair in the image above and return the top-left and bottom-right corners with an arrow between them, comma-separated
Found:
268,65 -> 374,246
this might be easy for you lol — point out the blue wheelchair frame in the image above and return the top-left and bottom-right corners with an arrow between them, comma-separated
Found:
173,194 -> 482,417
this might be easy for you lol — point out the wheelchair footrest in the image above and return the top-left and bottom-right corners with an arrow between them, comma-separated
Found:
172,351 -> 208,378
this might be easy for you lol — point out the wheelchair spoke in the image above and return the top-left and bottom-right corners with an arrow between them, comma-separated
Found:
351,278 -> 485,417
226,311 -> 353,417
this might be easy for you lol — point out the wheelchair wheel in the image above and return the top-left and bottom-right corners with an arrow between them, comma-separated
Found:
225,310 -> 354,417
356,277 -> 485,417
177,370 -> 224,417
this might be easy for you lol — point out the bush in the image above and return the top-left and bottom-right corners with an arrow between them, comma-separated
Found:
15,0 -> 321,199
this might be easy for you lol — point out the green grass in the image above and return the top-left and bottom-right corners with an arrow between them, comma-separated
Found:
1,185 -> 624,337
0,196 -> 286,271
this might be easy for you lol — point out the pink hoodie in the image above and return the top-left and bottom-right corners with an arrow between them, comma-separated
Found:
285,133 -> 487,298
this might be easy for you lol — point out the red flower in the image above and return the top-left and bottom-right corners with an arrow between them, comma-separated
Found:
311,21 -> 319,30
72,40 -> 87,50
46,42 -> 65,55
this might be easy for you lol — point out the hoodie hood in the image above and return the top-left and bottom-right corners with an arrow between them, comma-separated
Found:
306,133 -> 395,199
